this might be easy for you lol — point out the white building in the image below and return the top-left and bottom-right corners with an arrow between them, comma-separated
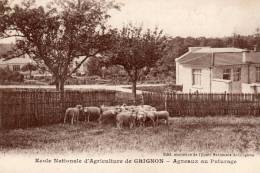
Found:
175,47 -> 260,93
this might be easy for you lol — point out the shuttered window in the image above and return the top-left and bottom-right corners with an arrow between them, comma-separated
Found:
192,69 -> 201,86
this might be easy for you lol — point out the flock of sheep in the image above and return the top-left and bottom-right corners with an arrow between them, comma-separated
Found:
64,104 -> 170,129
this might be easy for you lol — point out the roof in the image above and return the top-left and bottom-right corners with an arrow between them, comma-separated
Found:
0,43 -> 14,56
195,47 -> 245,53
176,47 -> 260,67
0,55 -> 33,65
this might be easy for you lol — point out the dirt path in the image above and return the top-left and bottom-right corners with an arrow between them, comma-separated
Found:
0,84 -> 165,94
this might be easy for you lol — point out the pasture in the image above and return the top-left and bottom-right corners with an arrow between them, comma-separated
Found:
0,116 -> 260,155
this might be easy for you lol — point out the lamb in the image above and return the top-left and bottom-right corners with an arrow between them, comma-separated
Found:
135,110 -> 147,127
100,105 -> 120,112
153,111 -> 170,125
116,110 -> 136,129
99,109 -> 120,125
137,105 -> 156,111
83,106 -> 101,122
64,105 -> 83,124
145,111 -> 156,127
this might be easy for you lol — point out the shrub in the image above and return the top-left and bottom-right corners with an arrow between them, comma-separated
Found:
0,67 -> 24,83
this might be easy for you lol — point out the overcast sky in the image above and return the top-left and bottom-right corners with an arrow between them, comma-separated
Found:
108,0 -> 260,37
5,0 -> 260,39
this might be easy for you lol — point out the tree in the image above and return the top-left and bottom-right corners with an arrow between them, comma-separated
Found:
0,0 -> 119,91
0,67 -> 24,83
21,63 -> 37,79
84,56 -> 102,76
108,24 -> 167,102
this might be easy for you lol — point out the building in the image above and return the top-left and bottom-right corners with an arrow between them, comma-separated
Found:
0,55 -> 34,72
175,47 -> 260,93
0,44 -> 34,72
0,44 -> 87,77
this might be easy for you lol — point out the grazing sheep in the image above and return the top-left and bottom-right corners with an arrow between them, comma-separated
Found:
99,109 -> 119,125
137,105 -> 156,111
64,105 -> 83,124
135,110 -> 147,127
83,106 -> 101,122
145,111 -> 156,127
100,105 -> 123,113
116,110 -> 136,129
154,111 -> 170,125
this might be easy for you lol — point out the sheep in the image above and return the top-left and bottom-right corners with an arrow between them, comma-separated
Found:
100,105 -> 120,112
144,111 -> 156,127
99,108 -> 120,125
83,106 -> 101,122
153,111 -> 170,125
64,105 -> 83,124
116,110 -> 136,129
137,105 -> 156,111
135,110 -> 147,127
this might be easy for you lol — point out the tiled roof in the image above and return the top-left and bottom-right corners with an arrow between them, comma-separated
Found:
177,47 -> 260,66
0,56 -> 33,65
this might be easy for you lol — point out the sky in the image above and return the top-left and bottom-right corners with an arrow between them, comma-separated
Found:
3,0 -> 260,41
108,0 -> 260,37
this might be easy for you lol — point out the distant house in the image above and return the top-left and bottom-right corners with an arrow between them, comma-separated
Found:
0,55 -> 34,72
0,44 -> 34,72
175,47 -> 260,93
0,44 -> 88,77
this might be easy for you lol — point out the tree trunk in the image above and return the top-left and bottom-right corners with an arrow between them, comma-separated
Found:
132,80 -> 137,105
55,78 -> 65,91
29,70 -> 32,79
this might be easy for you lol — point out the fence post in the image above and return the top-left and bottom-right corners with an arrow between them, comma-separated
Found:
0,91 -> 2,129
141,92 -> 144,105
164,92 -> 168,111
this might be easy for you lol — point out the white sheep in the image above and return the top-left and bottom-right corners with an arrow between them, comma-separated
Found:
83,106 -> 101,122
64,105 -> 83,124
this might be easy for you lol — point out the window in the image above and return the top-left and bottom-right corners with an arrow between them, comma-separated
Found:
256,67 -> 260,82
223,69 -> 231,80
233,68 -> 241,81
192,69 -> 201,86
13,65 -> 20,71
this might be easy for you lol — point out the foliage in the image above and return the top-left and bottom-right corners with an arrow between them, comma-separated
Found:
21,62 -> 37,78
0,0 -> 119,91
0,67 -> 24,83
108,24 -> 168,101
84,56 -> 103,76
154,32 -> 260,79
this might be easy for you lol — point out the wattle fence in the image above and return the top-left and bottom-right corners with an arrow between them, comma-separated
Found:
2,89 -> 260,129
0,90 -> 116,129
142,92 -> 260,117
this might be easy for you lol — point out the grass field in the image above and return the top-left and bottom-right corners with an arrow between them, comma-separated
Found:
0,116 -> 260,155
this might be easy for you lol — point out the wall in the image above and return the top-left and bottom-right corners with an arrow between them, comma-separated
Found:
211,79 -> 231,93
242,83 -> 260,93
176,63 -> 210,93
212,65 -> 250,93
